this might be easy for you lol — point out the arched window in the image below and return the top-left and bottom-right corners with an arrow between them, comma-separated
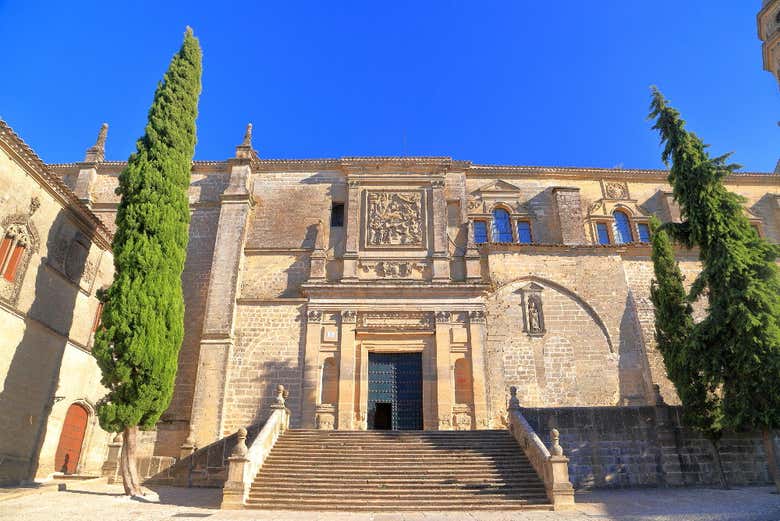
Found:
453,358 -> 473,404
0,225 -> 30,281
491,208 -> 513,242
320,357 -> 338,405
612,210 -> 633,244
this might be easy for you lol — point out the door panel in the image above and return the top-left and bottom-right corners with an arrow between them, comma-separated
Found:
54,404 -> 88,474
368,353 -> 423,430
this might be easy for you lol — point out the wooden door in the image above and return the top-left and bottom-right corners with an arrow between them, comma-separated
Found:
54,404 -> 88,474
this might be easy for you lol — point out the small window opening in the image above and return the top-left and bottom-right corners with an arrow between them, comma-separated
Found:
330,203 -> 344,227
473,221 -> 488,244
637,223 -> 651,243
596,223 -> 611,245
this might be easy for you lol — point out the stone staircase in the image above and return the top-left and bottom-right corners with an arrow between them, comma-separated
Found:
246,429 -> 552,511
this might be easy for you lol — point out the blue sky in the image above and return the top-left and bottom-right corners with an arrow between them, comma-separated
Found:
0,1 -> 777,170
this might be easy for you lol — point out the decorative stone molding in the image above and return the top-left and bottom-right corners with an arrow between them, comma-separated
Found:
307,310 -> 322,322
358,311 -> 434,331
452,404 -> 473,431
315,404 -> 336,430
431,179 -> 445,188
0,210 -> 40,305
437,415 -> 452,430
359,259 -> 427,278
341,310 -> 357,323
365,191 -> 423,247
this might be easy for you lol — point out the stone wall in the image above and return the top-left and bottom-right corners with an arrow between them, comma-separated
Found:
222,303 -> 306,435
522,405 -> 775,489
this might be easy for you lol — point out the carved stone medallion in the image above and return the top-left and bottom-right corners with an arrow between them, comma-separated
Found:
603,181 -> 629,200
365,191 -> 423,247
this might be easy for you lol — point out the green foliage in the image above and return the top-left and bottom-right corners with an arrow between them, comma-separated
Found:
649,87 -> 780,433
94,28 -> 202,432
649,217 -> 722,439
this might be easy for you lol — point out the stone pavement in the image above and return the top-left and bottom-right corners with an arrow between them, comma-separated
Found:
1,481 -> 779,521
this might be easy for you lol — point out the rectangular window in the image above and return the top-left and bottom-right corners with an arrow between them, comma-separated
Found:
637,223 -> 651,243
3,244 -> 24,281
596,223 -> 611,245
473,221 -> 488,244
516,221 -> 533,244
330,203 -> 344,227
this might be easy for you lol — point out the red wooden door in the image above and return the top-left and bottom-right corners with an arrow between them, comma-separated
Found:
54,404 -> 88,474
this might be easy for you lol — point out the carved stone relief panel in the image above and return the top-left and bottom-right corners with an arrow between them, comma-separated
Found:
357,311 -> 434,331
602,181 -> 630,201
358,260 -> 428,279
365,191 -> 424,248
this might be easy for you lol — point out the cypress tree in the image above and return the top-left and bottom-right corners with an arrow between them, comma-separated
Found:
93,28 -> 202,496
649,87 -> 780,492
649,216 -> 726,486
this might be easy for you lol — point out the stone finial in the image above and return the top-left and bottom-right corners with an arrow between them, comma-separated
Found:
235,123 -> 256,159
508,386 -> 521,410
231,427 -> 248,457
28,197 -> 40,217
271,384 -> 288,409
84,123 -> 108,163
550,428 -> 563,456
242,123 -> 253,147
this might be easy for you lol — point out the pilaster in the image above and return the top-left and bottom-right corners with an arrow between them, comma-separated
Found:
188,157 -> 254,447
434,311 -> 453,429
467,310 -> 489,428
465,221 -> 482,281
337,310 -> 357,429
301,310 -> 323,428
343,180 -> 360,280
431,179 -> 450,281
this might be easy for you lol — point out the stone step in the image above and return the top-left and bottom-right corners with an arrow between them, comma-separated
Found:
244,498 -> 552,511
250,484 -> 547,494
260,462 -> 535,471
253,476 -> 545,485
264,454 -> 530,463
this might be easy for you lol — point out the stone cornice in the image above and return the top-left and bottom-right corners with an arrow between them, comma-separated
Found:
0,120 -> 113,249
47,157 -> 778,184
301,281 -> 489,300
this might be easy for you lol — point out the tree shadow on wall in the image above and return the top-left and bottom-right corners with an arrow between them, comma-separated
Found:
0,210 -> 94,484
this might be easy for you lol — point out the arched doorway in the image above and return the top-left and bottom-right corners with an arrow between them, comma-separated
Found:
54,403 -> 89,474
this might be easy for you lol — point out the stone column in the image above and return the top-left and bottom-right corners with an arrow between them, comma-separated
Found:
434,311 -> 453,429
343,180 -> 360,280
431,179 -> 450,281
301,310 -> 323,429
187,159 -> 254,447
337,310 -> 357,429
467,311 -> 489,429
552,187 -> 585,245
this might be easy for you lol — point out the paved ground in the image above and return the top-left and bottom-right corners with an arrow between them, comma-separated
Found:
1,481 -> 779,521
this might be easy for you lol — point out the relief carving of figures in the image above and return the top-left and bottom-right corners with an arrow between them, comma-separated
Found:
366,191 -> 423,246
360,260 -> 426,278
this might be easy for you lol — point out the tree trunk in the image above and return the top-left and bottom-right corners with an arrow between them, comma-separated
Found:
709,438 -> 729,489
119,425 -> 143,496
762,429 -> 780,494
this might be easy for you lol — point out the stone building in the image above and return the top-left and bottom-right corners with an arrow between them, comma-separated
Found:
0,121 -> 115,485
759,0 -> 780,88
42,126 -> 779,463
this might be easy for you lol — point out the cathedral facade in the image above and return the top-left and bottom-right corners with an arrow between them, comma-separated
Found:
44,130 -> 780,461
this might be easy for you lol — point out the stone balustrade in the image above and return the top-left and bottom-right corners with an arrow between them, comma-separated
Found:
221,384 -> 290,509
507,386 -> 574,510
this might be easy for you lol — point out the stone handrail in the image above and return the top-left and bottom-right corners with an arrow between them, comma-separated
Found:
507,389 -> 574,510
222,384 -> 290,509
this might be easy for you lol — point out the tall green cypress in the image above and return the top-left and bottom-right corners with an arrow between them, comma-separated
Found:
649,217 -> 726,485
649,87 -> 780,492
93,28 -> 202,496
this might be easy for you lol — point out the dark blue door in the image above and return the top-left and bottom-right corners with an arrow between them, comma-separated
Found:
368,353 -> 423,430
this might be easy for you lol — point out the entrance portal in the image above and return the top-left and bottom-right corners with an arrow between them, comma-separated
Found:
54,403 -> 88,474
368,352 -> 423,430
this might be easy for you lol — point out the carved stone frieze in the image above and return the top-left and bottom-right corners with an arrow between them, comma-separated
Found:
341,310 -> 357,323
452,404 -> 473,431
434,311 -> 451,324
359,260 -> 427,278
366,191 -> 423,247
307,310 -> 322,322
468,310 -> 486,324
315,404 -> 336,430
357,311 -> 434,330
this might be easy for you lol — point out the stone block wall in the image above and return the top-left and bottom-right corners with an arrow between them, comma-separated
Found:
222,303 -> 306,435
522,406 -> 774,489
